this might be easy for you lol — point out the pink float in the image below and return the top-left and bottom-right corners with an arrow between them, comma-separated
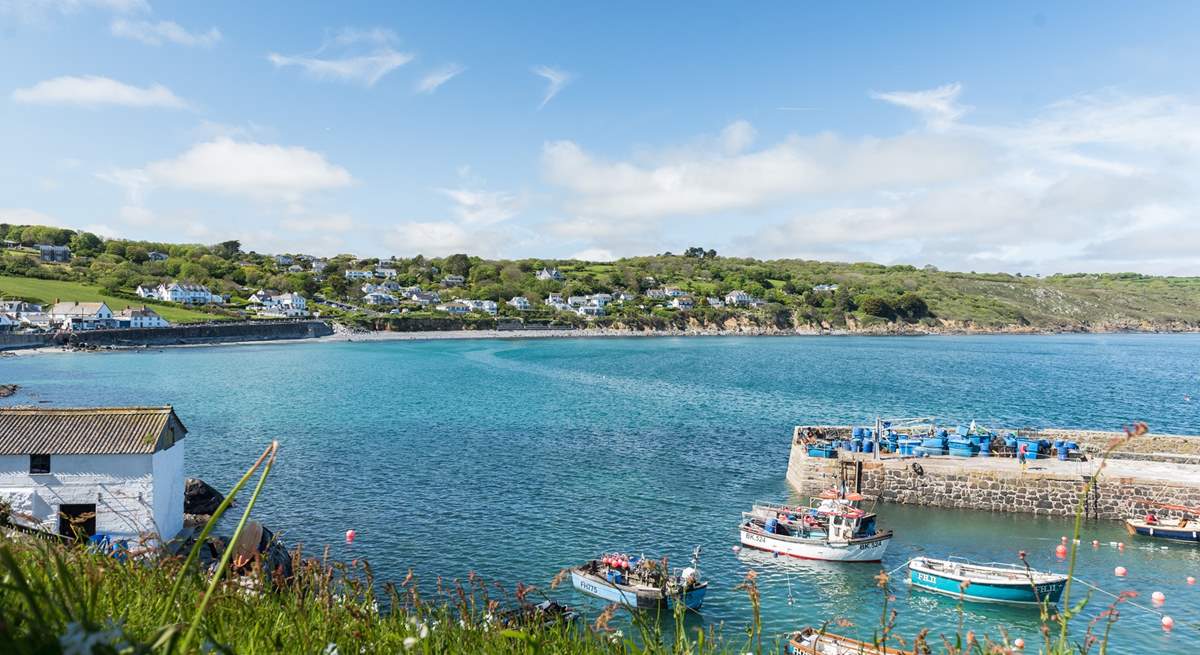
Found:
345,529 -> 356,543
1115,566 -> 1128,577
1162,615 -> 1175,630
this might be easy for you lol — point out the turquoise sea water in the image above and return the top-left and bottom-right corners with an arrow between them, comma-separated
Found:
4,334 -> 1200,652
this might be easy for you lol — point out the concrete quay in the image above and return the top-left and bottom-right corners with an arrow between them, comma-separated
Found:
786,428 -> 1200,521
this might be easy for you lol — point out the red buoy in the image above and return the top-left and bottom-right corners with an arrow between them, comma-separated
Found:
1115,566 -> 1128,577
1055,544 -> 1068,558
1162,615 -> 1175,631
345,529 -> 356,544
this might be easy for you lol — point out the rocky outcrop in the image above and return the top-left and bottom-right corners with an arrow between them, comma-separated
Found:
0,384 -> 18,398
184,478 -> 225,516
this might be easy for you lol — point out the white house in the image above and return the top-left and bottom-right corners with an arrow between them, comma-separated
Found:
147,251 -> 169,261
0,406 -> 188,542
459,299 -> 497,315
725,290 -> 753,307
706,297 -> 725,308
813,284 -> 839,293
0,313 -> 16,332
49,301 -> 116,331
275,255 -> 294,266
536,267 -> 566,282
287,264 -> 305,273
151,282 -> 220,305
508,296 -> 531,311
256,292 -> 309,318
577,305 -> 605,318
115,306 -> 170,329
437,301 -> 470,315
614,291 -> 636,302
374,267 -> 398,279
363,292 -> 397,305
248,289 -> 278,305
646,289 -> 667,299
671,296 -> 695,310
664,287 -> 686,298
442,275 -> 466,287
344,270 -> 373,280
311,260 -> 328,273
567,295 -> 588,308
545,293 -> 564,305
411,291 -> 439,306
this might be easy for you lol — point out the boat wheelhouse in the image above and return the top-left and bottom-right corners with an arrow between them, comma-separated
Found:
739,492 -> 892,562
569,548 -> 708,610
907,556 -> 1067,606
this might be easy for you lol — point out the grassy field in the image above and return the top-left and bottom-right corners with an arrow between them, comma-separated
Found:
0,275 -> 221,324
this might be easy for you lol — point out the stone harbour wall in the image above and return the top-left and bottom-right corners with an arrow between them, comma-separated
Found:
786,443 -> 1200,521
64,320 -> 333,347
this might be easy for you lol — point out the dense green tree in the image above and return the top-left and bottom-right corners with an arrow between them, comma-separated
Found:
859,296 -> 895,319
69,232 -> 103,257
896,292 -> 929,319
443,253 -> 472,277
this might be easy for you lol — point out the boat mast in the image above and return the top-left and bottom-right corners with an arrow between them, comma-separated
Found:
874,415 -> 882,460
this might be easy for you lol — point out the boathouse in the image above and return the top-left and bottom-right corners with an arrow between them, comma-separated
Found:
0,406 -> 188,541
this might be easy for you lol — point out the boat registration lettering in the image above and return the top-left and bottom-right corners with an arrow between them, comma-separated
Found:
744,532 -> 767,544
915,572 -> 938,585
579,580 -> 601,595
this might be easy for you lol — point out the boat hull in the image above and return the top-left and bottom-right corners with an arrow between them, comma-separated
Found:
739,526 -> 890,562
1126,520 -> 1200,543
908,565 -> 1065,606
569,571 -> 706,610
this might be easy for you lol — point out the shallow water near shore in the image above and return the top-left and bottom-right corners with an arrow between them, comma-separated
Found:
4,334 -> 1200,652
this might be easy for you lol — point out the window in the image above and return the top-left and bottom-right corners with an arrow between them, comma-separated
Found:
29,454 -> 51,474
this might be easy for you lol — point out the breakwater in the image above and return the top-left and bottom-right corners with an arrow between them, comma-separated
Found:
62,320 -> 333,348
786,426 -> 1200,521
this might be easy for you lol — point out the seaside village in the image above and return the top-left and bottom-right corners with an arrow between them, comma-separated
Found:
0,244 -> 781,335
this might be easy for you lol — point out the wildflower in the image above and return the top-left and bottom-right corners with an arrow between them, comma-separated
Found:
403,637 -> 419,650
550,568 -> 570,589
322,644 -> 339,655
593,603 -> 619,632
59,621 -> 129,655
874,570 -> 889,588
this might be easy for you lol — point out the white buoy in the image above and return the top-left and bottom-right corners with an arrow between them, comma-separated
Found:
1187,576 -> 1195,585
732,546 -> 741,554
1152,591 -> 1166,605
1013,637 -> 1025,649
1115,566 -> 1128,577
1162,615 -> 1175,631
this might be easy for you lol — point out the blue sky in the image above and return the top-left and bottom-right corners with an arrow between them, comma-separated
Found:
2,1 -> 1198,273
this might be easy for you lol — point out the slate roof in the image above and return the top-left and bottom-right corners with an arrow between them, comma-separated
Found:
0,406 -> 187,455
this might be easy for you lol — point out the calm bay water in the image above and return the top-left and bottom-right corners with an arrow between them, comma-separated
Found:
4,334 -> 1200,652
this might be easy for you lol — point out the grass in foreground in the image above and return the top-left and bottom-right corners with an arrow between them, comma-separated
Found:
0,275 -> 224,324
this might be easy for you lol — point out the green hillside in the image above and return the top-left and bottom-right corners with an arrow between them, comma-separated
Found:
0,275 -> 222,324
2,222 -> 1199,331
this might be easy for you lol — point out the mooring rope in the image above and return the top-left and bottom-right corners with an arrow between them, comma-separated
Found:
884,561 -> 909,578
1071,577 -> 1166,618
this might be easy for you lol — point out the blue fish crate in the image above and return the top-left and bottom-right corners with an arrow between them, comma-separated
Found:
807,446 -> 838,458
916,446 -> 947,457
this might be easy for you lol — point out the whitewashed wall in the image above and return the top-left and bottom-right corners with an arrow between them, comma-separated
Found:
0,443 -> 184,540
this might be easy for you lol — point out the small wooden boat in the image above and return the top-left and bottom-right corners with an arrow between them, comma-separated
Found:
740,494 -> 892,562
1126,502 -> 1200,543
786,627 -> 914,655
908,556 -> 1067,606
494,600 -> 579,628
569,548 -> 708,610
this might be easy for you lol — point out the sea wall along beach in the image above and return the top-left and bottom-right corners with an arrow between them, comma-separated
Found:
786,427 -> 1200,521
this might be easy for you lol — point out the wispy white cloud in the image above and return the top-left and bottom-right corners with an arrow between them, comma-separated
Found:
415,63 -> 465,94
871,82 -> 967,130
268,27 -> 414,87
102,137 -> 353,203
569,248 -> 615,262
0,207 -> 61,226
110,18 -> 221,47
532,65 -> 571,109
437,187 -> 523,225
12,75 -> 189,109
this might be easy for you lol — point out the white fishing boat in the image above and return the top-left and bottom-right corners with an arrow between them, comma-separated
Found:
739,493 -> 892,562
786,627 -> 914,654
569,548 -> 708,610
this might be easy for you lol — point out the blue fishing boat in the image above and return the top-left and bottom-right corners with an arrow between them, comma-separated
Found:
570,547 -> 708,610
908,556 -> 1067,606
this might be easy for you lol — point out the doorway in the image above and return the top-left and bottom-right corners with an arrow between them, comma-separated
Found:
58,503 -> 97,540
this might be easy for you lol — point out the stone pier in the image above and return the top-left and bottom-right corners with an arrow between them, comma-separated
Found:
786,427 -> 1200,521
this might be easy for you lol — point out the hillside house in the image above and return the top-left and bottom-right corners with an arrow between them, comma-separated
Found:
546,293 -> 564,305
142,282 -> 220,305
671,296 -> 695,310
0,406 -> 188,541
287,264 -> 305,273
147,251 -> 169,261
256,292 -> 309,318
344,270 -> 373,280
441,275 -> 466,287
275,255 -> 294,266
664,287 -> 686,298
115,306 -> 169,329
536,267 -> 566,282
706,297 -> 725,308
508,296 -> 531,310
363,292 -> 397,306
725,290 -> 753,307
49,302 -> 115,331
646,289 -> 667,299
374,267 -> 398,279
812,284 -> 839,292
311,260 -> 328,273
437,301 -> 470,315
36,244 -> 71,262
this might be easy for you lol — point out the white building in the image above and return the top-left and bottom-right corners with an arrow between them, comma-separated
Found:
614,291 -> 636,302
437,301 -> 470,315
664,287 -> 686,298
0,406 -> 188,542
536,267 -> 566,282
363,292 -> 397,305
725,290 -> 753,307
577,305 -> 605,318
671,296 -> 695,310
442,275 -> 466,287
411,291 -> 439,306
311,260 -> 328,273
115,306 -> 170,329
706,297 -> 725,308
374,267 -> 398,279
646,289 -> 667,299
275,255 -> 294,266
545,293 -> 564,305
287,264 -> 305,273
256,292 -> 309,318
49,301 -> 116,331
144,282 -> 221,305
344,270 -> 373,280
813,284 -> 839,293
460,299 -> 498,315
508,296 -> 531,311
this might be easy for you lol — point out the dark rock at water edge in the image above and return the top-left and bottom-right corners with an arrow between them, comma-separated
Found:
0,384 -> 18,398
184,477 -> 225,516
